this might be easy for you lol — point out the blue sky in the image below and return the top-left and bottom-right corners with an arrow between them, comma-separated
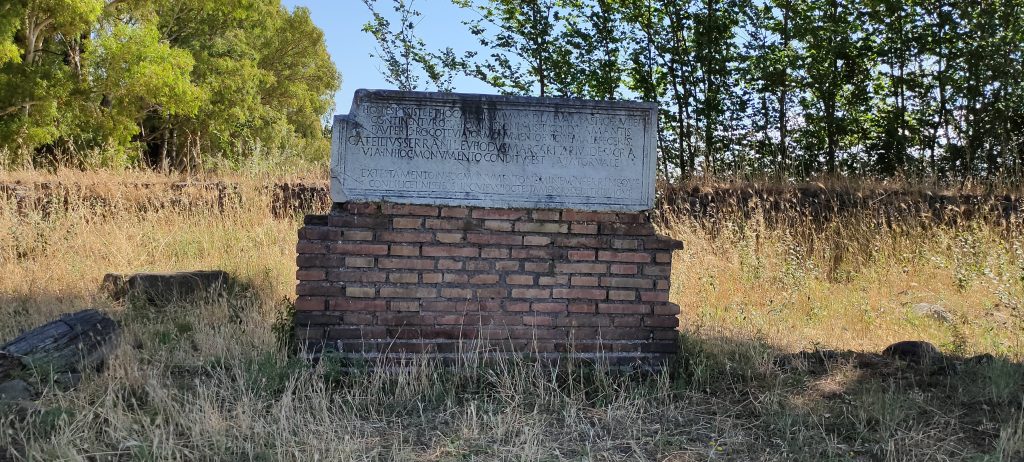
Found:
279,1 -> 493,111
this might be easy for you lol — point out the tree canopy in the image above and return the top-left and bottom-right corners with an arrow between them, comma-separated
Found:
365,0 -> 1024,182
0,0 -> 340,170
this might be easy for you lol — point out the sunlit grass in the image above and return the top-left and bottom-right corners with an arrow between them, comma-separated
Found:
0,172 -> 1021,460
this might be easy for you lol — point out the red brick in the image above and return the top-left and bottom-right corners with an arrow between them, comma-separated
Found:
423,245 -> 479,257
568,250 -> 596,261
343,230 -> 374,241
570,223 -> 598,234
610,264 -> 639,275
555,263 -> 607,274
329,270 -> 386,282
654,329 -> 679,340
467,261 -> 493,271
511,248 -> 560,259
443,273 -> 469,283
554,236 -> 605,248
562,211 -> 621,222
599,223 -> 655,236
477,288 -> 508,298
656,252 -> 673,263
512,288 -> 551,298
553,288 -> 607,300
441,288 -> 473,299
601,277 -> 654,289
506,274 -> 535,285
611,239 -> 641,250
441,207 -> 469,218
294,297 -> 326,311
643,265 -> 671,276
345,287 -> 375,298
507,302 -> 531,312
422,273 -> 442,284
382,204 -> 439,216
531,210 -> 561,220
330,243 -> 390,255
467,233 -> 523,246
296,269 -> 326,281
640,291 -> 669,302
378,258 -> 434,270
329,215 -> 390,229
296,283 -> 343,296
380,287 -> 438,298
597,303 -> 649,314
435,232 -> 465,244
514,222 -> 568,233
329,299 -> 387,311
472,209 -> 527,220
609,290 -> 637,301
558,316 -> 611,328
644,315 -> 679,328
523,235 -> 553,246
656,280 -> 670,290
425,219 -> 465,230
345,257 -> 375,268
570,276 -> 599,286
389,273 -> 419,284
523,316 -> 554,327
481,220 -> 512,231
524,262 -> 552,272
438,259 -> 463,270
532,302 -> 567,313
377,312 -> 423,326
342,313 -> 375,325
613,316 -> 642,327
389,244 -> 420,257
597,251 -> 651,263
296,242 -> 327,254
470,274 -> 500,284
481,248 -> 509,258
300,227 -> 340,240
296,254 -> 341,267
379,231 -> 434,243
538,275 -> 568,285
392,217 -> 423,229
568,301 -> 596,313
654,303 -> 681,315
342,202 -> 380,214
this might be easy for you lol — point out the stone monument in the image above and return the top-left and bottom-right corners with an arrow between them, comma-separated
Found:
295,90 -> 682,368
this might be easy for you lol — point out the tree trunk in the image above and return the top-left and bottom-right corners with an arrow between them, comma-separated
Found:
1,309 -> 119,381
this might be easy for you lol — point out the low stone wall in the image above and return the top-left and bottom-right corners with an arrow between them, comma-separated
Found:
293,202 -> 683,368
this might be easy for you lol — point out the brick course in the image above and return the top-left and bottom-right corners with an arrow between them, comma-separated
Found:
295,203 -> 684,368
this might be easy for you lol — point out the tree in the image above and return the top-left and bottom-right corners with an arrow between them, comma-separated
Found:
0,0 -> 340,170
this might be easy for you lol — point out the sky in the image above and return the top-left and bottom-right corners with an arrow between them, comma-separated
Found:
279,0 -> 493,112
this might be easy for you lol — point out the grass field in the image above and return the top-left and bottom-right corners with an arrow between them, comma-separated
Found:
1,172 -> 1022,460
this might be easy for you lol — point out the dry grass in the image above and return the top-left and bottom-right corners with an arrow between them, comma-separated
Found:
0,171 -> 1022,461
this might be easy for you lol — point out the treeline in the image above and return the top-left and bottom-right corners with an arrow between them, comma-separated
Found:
365,0 -> 1024,181
0,0 -> 339,171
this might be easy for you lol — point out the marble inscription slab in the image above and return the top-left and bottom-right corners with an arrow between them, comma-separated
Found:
331,90 -> 658,211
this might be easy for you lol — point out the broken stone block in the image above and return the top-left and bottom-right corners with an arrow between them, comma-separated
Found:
102,270 -> 230,305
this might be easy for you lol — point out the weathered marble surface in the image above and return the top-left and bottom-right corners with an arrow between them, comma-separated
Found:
331,90 -> 658,211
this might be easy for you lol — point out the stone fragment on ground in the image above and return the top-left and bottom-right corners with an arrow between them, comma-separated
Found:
911,303 -> 954,324
1,309 -> 119,379
881,340 -> 942,364
0,379 -> 34,402
102,270 -> 230,305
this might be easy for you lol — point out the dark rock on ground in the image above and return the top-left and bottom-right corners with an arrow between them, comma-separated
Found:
1,309 -> 119,378
102,270 -> 230,305
0,379 -> 34,402
882,340 -> 942,365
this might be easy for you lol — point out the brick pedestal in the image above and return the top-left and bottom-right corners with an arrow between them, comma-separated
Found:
294,202 -> 683,368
